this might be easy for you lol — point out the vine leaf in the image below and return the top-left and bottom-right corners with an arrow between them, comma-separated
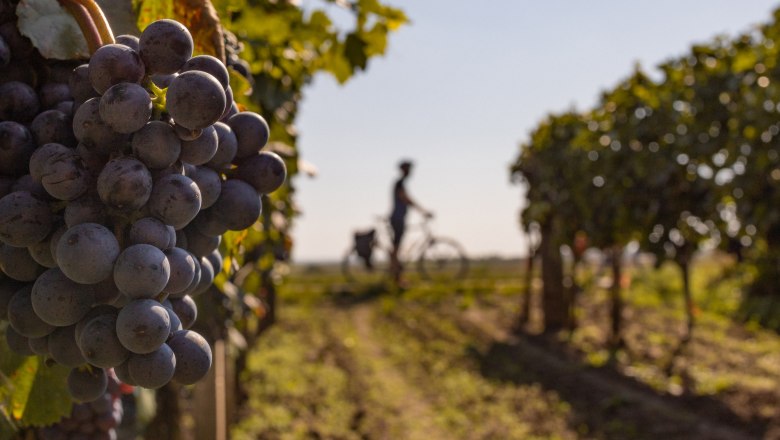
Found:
0,336 -> 71,428
16,0 -> 89,59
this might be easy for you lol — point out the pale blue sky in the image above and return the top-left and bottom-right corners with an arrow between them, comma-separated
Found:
292,1 -> 779,262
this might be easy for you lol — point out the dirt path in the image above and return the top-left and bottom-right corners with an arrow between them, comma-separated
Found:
458,306 -> 759,440
349,304 -> 451,440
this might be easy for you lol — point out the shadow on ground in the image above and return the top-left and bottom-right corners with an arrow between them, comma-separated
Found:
473,331 -> 766,440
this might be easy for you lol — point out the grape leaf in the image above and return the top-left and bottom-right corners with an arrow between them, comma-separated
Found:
16,0 -> 89,60
0,334 -> 71,428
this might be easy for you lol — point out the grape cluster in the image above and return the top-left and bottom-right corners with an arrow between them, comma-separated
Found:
0,17 -> 287,400
37,371 -> 126,440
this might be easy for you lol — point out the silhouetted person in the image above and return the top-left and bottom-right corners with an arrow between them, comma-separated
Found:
390,160 -> 431,285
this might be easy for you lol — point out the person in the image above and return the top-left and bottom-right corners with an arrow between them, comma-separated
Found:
389,160 -> 431,285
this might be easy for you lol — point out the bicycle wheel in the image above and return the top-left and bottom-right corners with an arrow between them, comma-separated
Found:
341,247 -> 387,284
417,237 -> 468,282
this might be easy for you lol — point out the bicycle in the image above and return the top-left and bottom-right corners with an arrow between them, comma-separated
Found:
342,215 -> 469,284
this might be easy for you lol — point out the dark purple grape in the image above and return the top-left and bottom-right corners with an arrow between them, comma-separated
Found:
29,335 -> 49,356
116,299 -> 171,354
192,257 -> 214,296
166,71 -> 225,130
99,82 -> 152,134
181,55 -> 229,89
235,151 -> 287,194
38,82 -> 72,110
183,225 -> 220,258
180,124 -> 218,165
30,109 -> 77,147
0,191 -> 53,247
68,367 -> 108,402
88,44 -> 145,94
72,97 -> 129,156
190,209 -> 228,237
69,64 -> 99,105
148,174 -> 202,229
97,157 -> 153,211
28,235 -> 57,268
0,81 -> 40,123
163,247 -> 196,295
11,174 -> 47,199
226,112 -> 269,159
113,244 -> 170,299
49,325 -> 87,367
131,121 -> 180,169
7,285 -> 54,338
186,165 -> 221,208
169,295 -> 197,330
56,223 -> 120,284
31,268 -> 95,326
212,179 -> 261,230
5,326 -> 33,356
139,19 -> 193,75
150,73 -> 177,88
0,243 -> 44,281
168,330 -> 212,385
0,120 -> 36,176
115,34 -> 139,51
128,217 -> 175,250
207,122 -> 237,171
64,194 -> 107,228
78,314 -> 129,368
39,146 -> 89,201
127,343 -> 176,388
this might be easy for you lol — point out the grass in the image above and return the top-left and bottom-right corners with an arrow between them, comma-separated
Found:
233,254 -> 780,439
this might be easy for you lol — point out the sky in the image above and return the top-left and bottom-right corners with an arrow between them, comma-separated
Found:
291,1 -> 780,263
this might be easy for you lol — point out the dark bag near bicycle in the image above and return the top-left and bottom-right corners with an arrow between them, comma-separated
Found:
354,229 -> 376,269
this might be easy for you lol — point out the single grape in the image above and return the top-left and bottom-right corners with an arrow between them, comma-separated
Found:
65,194 -> 107,228
72,97 -> 129,156
173,123 -> 202,141
99,82 -> 152,134
170,253 -> 200,299
0,191 -> 53,247
97,157 -> 153,211
127,343 -> 176,389
150,73 -> 177,88
206,249 -> 223,275
30,109 -> 77,147
212,179 -> 261,230
0,243 -> 44,281
166,71 -> 226,130
180,124 -> 218,165
69,64 -> 99,105
7,285 -> 54,338
131,121 -> 181,169
29,142 -> 71,183
181,55 -> 229,89
28,236 -> 58,268
29,335 -> 49,356
186,165 -> 221,208
49,325 -> 86,368
207,122 -> 237,171
11,174 -> 48,199
162,247 -> 196,295
169,295 -> 197,330
113,244 -> 170,299
47,224 -> 67,266
75,142 -> 108,176
226,112 -> 269,159
190,209 -> 228,237
88,44 -> 145,94
0,120 -> 36,176
115,34 -> 139,51
78,313 -> 129,368
74,305 -> 117,343
147,174 -> 202,229
139,19 -> 193,75
116,299 -> 171,354
5,326 -> 33,356
56,223 -> 120,284
68,367 -> 108,402
0,81 -> 40,123
38,82 -> 72,110
183,225 -> 220,258
128,217 -> 175,250
39,146 -> 89,201
168,330 -> 212,385
32,268 -> 95,326
92,274 -> 122,305
235,151 -> 287,194
192,257 -> 214,296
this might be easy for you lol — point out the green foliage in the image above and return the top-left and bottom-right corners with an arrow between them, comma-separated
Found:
0,327 -> 71,431
510,6 -> 780,312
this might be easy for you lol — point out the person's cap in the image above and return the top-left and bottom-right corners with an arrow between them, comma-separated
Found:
399,159 -> 413,170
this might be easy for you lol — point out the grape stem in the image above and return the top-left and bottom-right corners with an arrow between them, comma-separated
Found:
58,0 -> 102,54
72,0 -> 115,45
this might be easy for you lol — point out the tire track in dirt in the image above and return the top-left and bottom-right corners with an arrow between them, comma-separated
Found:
349,304 -> 451,440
